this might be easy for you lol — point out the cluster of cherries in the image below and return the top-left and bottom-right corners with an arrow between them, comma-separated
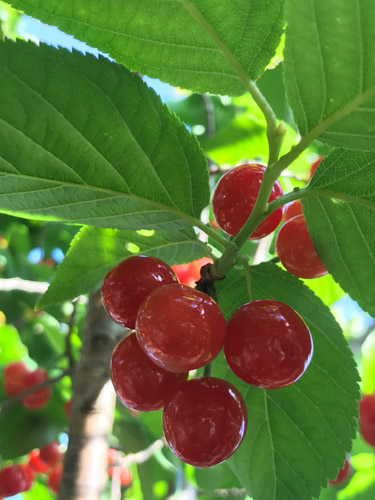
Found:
0,441 -> 63,497
103,252 -> 313,467
3,361 -> 51,409
107,448 -> 132,488
212,161 -> 327,279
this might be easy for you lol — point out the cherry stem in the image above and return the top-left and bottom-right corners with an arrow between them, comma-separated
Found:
0,368 -> 74,416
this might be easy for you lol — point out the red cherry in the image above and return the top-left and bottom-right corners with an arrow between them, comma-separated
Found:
47,463 -> 63,493
163,377 -> 247,468
283,200 -> 303,221
111,333 -> 188,411
212,164 -> 284,239
0,464 -> 34,496
172,258 -> 212,287
359,394 -> 375,446
64,399 -> 72,417
276,215 -> 328,279
3,362 -> 29,396
40,441 -> 62,467
108,466 -> 132,486
28,450 -> 50,474
224,300 -> 313,389
102,255 -> 178,329
136,284 -> 226,373
329,456 -> 351,485
309,156 -> 324,180
107,448 -> 118,465
22,368 -> 52,410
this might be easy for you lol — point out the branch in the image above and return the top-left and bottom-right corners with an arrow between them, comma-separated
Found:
120,438 -> 165,468
0,277 -> 48,294
0,369 -> 73,416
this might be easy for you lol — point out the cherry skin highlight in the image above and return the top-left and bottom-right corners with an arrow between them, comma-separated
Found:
40,441 -> 62,467
0,464 -> 34,496
359,394 -> 375,447
212,164 -> 284,239
102,255 -> 178,329
22,368 -> 51,409
3,361 -> 29,396
224,300 -> 313,389
163,377 -> 247,467
284,200 -> 303,221
329,456 -> 351,485
172,257 -> 212,287
136,284 -> 226,373
111,333 -> 188,411
276,214 -> 328,279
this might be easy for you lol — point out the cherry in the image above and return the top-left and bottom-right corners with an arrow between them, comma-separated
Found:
284,200 -> 303,221
47,463 -> 63,493
172,257 -> 212,287
359,394 -> 375,447
64,399 -> 72,417
276,214 -> 328,279
28,450 -> 50,474
111,333 -> 188,411
107,448 -> 118,465
224,300 -> 313,389
40,441 -> 62,467
0,464 -> 34,496
212,164 -> 284,239
308,156 -> 324,180
136,284 -> 226,373
22,368 -> 52,410
163,377 -> 247,468
329,456 -> 351,485
108,466 -> 132,486
3,361 -> 29,396
102,255 -> 178,329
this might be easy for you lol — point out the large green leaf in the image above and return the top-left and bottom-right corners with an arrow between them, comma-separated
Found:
303,150 -> 375,317
8,0 -> 284,96
39,226 -> 210,308
0,39 -> 209,230
284,0 -> 375,150
214,263 -> 359,500
0,324 -> 28,362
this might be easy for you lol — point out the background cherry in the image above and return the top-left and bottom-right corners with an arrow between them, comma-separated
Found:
284,200 -> 303,221
163,377 -> 247,468
359,394 -> 375,447
224,300 -> 313,389
309,156 -> 324,180
28,450 -> 50,473
0,464 -> 34,496
47,463 -> 63,493
108,466 -> 132,486
212,164 -> 284,239
111,333 -> 188,411
329,456 -> 351,485
172,257 -> 212,287
40,441 -> 62,467
136,284 -> 226,373
102,255 -> 178,329
3,361 -> 29,396
22,368 -> 52,410
276,214 -> 328,279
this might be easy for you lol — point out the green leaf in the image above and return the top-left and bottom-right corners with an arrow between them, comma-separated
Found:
214,263 -> 359,500
22,482 -> 55,500
284,0 -> 375,150
0,324 -> 28,362
38,226 -> 210,308
8,0 -> 284,96
302,274 -> 345,307
0,39 -> 209,230
303,149 -> 375,317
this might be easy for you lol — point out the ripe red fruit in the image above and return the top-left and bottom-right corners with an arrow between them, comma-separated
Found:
111,333 -> 188,411
359,394 -> 375,447
284,200 -> 303,221
3,361 -> 29,396
40,441 -> 62,467
172,257 -> 213,287
224,300 -> 313,389
163,377 -> 247,467
0,464 -> 34,496
276,214 -> 328,279
64,399 -> 72,417
102,255 -> 178,329
107,448 -> 118,465
136,284 -> 226,373
329,456 -> 351,485
309,156 -> 324,180
212,164 -> 284,239
47,463 -> 63,493
28,450 -> 50,474
22,368 -> 52,410
108,466 -> 132,486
